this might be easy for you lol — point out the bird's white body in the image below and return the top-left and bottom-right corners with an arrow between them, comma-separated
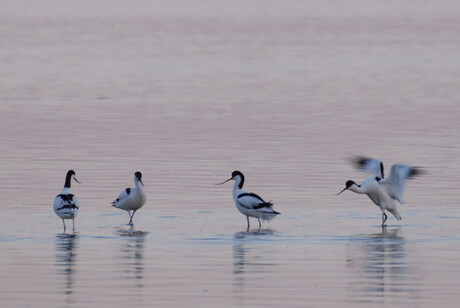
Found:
54,170 -> 80,231
54,187 -> 79,219
232,181 -> 279,221
112,182 -> 146,211
112,172 -> 146,225
339,157 -> 422,226
347,177 -> 402,221
353,157 -> 415,205
218,171 -> 280,229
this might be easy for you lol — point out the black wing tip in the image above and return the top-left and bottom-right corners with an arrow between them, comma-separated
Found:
349,155 -> 370,168
258,201 -> 280,215
409,167 -> 425,178
254,201 -> 274,209
56,204 -> 78,211
57,193 -> 74,198
265,200 -> 274,208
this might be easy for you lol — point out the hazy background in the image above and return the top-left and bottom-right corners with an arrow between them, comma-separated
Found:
0,0 -> 459,306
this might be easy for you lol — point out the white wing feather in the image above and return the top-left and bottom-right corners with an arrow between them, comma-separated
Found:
113,188 -> 131,203
54,197 -> 66,208
237,193 -> 265,209
379,164 -> 418,205
73,196 -> 79,207
54,195 -> 79,208
353,157 -> 384,178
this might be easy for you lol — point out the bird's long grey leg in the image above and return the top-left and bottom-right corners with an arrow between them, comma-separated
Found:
246,216 -> 250,231
258,218 -> 261,229
130,210 -> 138,226
72,218 -> 75,231
381,213 -> 388,227
127,211 -> 133,226
62,219 -> 66,231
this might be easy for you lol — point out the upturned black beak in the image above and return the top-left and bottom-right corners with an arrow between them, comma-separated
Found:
215,178 -> 232,185
139,179 -> 144,187
335,187 -> 348,195
74,177 -> 81,184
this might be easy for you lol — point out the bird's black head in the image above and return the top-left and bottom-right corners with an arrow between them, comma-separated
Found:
345,180 -> 356,188
135,171 -> 144,187
232,170 -> 243,178
216,170 -> 245,187
232,170 -> 245,188
64,170 -> 80,187
336,180 -> 356,195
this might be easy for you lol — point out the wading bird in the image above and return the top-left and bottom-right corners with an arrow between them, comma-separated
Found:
217,170 -> 280,230
337,157 -> 422,227
112,172 -> 147,226
54,170 -> 80,231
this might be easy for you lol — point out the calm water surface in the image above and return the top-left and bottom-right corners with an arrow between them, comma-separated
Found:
1,0 -> 460,307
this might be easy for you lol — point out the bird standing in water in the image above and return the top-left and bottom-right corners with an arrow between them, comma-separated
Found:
217,170 -> 280,230
112,172 -> 147,226
337,157 -> 423,227
54,170 -> 81,231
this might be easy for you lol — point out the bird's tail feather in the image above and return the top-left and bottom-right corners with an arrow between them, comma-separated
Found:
254,201 -> 273,209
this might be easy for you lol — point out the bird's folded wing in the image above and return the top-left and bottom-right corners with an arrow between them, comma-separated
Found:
55,194 -> 79,209
237,192 -> 266,209
114,188 -> 131,203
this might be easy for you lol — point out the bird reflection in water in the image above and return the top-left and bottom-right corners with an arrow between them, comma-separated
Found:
114,227 -> 148,289
55,232 -> 79,304
232,229 -> 276,304
347,227 -> 410,303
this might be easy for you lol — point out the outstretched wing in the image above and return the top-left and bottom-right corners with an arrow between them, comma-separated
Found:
352,156 -> 384,178
379,164 -> 422,204
112,188 -> 131,204
237,192 -> 272,209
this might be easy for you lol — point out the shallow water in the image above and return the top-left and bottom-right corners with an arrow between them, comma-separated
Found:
1,0 -> 460,307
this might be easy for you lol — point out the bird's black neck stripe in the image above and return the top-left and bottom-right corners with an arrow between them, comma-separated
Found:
64,173 -> 72,188
238,174 -> 245,189
380,162 -> 385,179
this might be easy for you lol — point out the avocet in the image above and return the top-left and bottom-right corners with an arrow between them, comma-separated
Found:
337,157 -> 422,226
112,172 -> 147,226
54,170 -> 80,231
217,171 -> 280,230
